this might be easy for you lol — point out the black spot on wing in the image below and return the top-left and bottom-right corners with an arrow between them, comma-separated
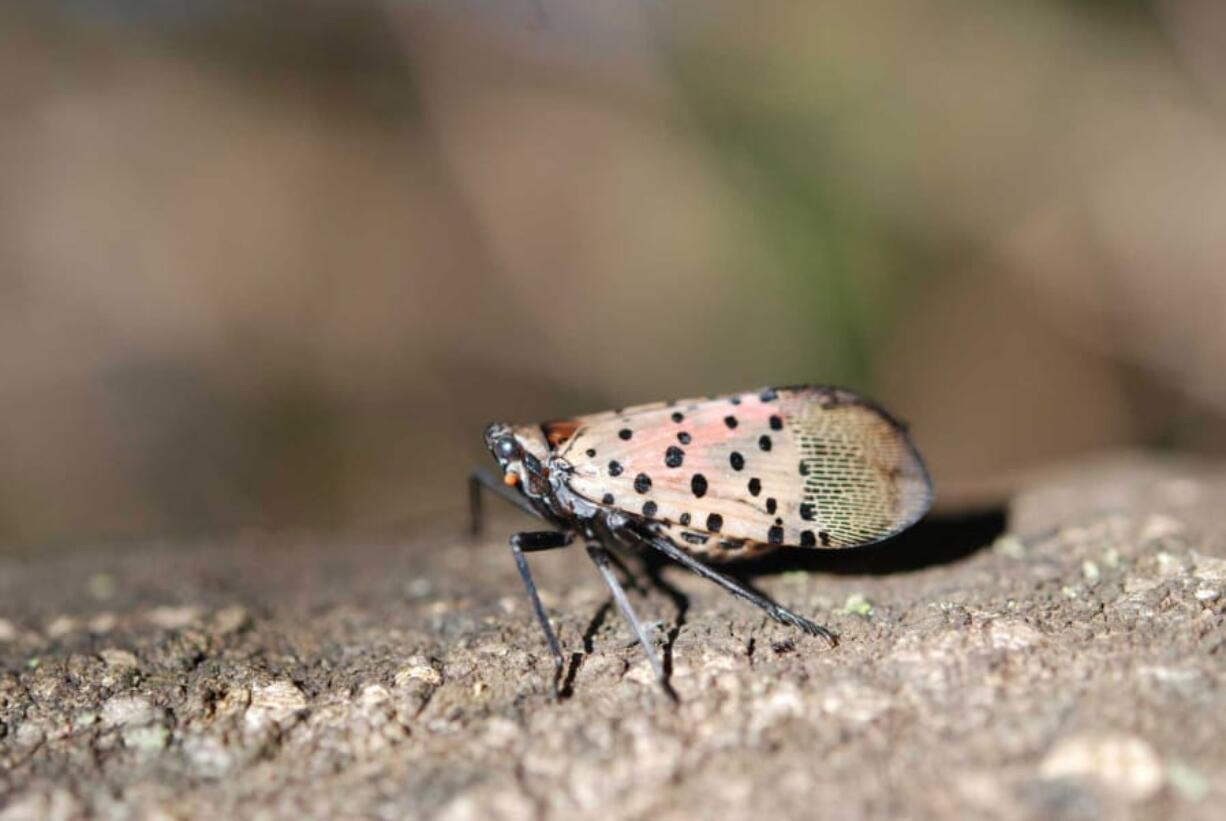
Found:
642,500 -> 658,517
724,415 -> 738,429
634,473 -> 652,493
691,474 -> 708,498
729,451 -> 744,471
608,460 -> 623,477
665,446 -> 684,468
706,513 -> 723,533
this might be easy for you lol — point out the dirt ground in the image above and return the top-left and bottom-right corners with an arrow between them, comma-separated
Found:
1,452 -> 1224,820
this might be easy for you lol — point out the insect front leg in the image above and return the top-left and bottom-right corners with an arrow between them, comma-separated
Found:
631,527 -> 837,645
584,542 -> 674,699
470,467 -> 541,535
508,530 -> 573,692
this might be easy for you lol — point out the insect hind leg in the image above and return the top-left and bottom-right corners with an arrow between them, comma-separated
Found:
585,542 -> 675,700
508,530 -> 573,694
631,528 -> 837,646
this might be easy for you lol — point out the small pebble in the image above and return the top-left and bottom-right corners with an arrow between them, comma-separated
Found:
988,619 -> 1044,651
1040,733 -> 1164,802
123,723 -> 170,752
993,535 -> 1026,558
45,616 -> 77,639
102,695 -> 159,728
1193,554 -> 1226,583
395,657 -> 443,687
212,605 -> 250,635
146,606 -> 203,630
246,680 -> 308,729
843,593 -> 873,617
99,648 -> 139,669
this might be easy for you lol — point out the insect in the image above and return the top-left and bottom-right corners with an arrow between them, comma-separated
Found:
470,385 -> 932,695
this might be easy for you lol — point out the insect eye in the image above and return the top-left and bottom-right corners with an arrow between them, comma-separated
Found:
495,437 -> 522,460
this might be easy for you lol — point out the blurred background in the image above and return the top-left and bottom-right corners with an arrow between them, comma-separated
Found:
3,0 -> 1225,550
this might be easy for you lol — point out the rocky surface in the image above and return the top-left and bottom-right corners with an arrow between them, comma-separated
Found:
1,453 -> 1224,819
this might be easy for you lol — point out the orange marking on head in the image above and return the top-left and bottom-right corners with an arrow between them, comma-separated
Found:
503,472 -> 520,487
542,419 -> 580,448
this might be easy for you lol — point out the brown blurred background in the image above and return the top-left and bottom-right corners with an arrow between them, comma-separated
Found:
2,0 -> 1225,550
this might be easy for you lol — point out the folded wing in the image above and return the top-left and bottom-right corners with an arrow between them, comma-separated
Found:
556,386 -> 932,558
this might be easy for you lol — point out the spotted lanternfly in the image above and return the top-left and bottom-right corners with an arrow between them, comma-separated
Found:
470,385 -> 932,695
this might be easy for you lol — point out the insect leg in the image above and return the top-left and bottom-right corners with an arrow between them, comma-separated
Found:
585,542 -> 674,699
509,530 -> 572,690
631,528 -> 837,645
586,537 -> 648,595
590,517 -> 653,594
512,530 -> 572,552
471,467 -> 541,535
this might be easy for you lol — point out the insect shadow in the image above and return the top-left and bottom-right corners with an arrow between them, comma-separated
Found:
728,507 -> 1007,579
558,550 -> 691,698
622,509 -> 1005,632
512,508 -> 1005,698
559,600 -> 611,698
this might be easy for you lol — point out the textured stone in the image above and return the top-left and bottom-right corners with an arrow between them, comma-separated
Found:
0,453 -> 1224,819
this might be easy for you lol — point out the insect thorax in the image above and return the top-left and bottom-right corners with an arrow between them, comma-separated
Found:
545,455 -> 602,522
